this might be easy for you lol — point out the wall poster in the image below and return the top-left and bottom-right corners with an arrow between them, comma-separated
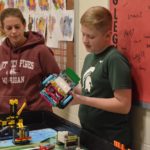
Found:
110,0 -> 150,108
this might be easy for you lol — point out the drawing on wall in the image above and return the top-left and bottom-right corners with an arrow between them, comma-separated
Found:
60,16 -> 72,37
52,0 -> 65,10
35,16 -> 47,37
0,0 -> 5,11
26,0 -> 36,11
7,0 -> 14,8
47,10 -> 60,48
59,10 -> 74,41
38,0 -> 50,11
48,15 -> 56,38
16,0 -> 25,11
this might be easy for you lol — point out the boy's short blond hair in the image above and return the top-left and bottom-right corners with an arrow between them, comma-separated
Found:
80,6 -> 112,33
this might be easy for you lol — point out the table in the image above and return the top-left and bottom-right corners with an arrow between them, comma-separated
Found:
0,111 -> 82,150
0,111 -> 118,150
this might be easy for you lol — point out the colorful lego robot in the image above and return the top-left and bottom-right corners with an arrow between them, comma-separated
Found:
40,68 -> 80,108
0,99 -> 31,144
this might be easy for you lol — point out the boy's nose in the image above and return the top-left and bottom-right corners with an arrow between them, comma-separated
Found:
83,35 -> 89,43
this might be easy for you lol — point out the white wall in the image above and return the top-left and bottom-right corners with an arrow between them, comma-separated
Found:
53,1 -> 150,150
131,106 -> 150,150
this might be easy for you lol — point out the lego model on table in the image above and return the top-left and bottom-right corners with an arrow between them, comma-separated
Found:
40,68 -> 80,108
57,131 -> 81,150
0,99 -> 31,145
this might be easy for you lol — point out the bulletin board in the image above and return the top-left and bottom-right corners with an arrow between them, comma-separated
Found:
110,0 -> 150,108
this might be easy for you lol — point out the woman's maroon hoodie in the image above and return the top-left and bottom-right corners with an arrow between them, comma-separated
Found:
0,31 -> 60,114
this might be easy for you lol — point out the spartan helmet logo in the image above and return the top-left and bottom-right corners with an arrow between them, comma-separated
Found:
82,67 -> 95,93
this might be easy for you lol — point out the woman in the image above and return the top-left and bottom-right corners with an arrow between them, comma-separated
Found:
0,8 -> 60,114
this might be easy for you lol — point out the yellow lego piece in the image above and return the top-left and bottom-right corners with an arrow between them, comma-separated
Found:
17,102 -> 26,116
9,99 -> 18,105
17,119 -> 24,128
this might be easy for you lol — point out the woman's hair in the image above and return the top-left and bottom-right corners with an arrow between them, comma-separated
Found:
80,6 -> 112,33
0,8 -> 26,28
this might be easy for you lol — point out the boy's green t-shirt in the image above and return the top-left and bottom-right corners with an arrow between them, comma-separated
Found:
79,46 -> 132,146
